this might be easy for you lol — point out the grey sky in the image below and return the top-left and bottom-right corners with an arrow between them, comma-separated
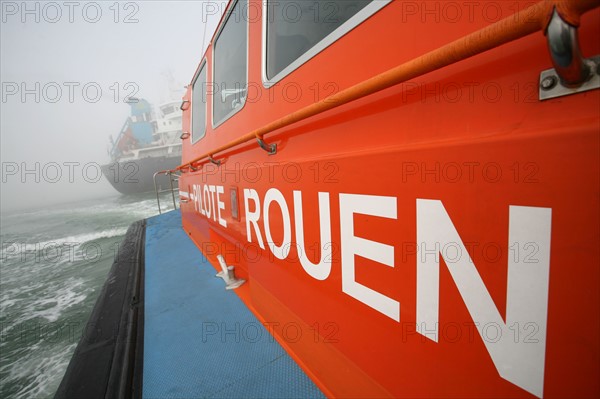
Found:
1,0 -> 227,212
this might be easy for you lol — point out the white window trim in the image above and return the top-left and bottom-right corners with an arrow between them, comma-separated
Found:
191,59 -> 208,144
212,0 -> 250,129
261,0 -> 391,88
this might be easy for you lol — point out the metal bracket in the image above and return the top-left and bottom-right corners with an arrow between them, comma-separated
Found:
540,9 -> 599,100
257,137 -> 277,155
215,255 -> 245,290
539,55 -> 600,100
546,9 -> 590,87
208,155 -> 221,166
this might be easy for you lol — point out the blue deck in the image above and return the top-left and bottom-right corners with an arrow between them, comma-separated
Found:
143,210 -> 324,398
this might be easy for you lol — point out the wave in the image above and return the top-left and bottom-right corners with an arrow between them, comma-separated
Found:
0,342 -> 77,399
2,278 -> 88,325
2,194 -> 161,225
29,280 -> 88,323
1,227 -> 128,260
0,193 -> 162,399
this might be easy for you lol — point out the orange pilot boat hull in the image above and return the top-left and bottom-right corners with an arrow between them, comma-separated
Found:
176,1 -> 600,397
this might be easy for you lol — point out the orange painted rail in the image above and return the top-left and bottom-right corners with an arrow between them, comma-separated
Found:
177,0 -> 599,172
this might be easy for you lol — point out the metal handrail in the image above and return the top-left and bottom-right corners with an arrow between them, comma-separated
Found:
175,0 -> 598,172
153,170 -> 180,214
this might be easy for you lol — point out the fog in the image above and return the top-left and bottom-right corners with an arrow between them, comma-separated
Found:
1,0 -> 228,212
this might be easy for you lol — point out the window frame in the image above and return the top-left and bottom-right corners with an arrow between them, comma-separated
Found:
211,0 -> 250,129
261,0 -> 391,88
191,59 -> 208,144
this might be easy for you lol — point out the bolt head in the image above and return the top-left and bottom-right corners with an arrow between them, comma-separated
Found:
541,75 -> 558,91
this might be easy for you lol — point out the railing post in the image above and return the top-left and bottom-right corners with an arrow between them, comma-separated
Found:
169,171 -> 177,211
153,171 -> 163,214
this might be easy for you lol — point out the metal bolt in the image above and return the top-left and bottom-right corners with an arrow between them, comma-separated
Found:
541,75 -> 558,91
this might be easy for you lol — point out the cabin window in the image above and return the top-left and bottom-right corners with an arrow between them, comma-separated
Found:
264,0 -> 390,85
213,0 -> 248,127
191,62 -> 207,143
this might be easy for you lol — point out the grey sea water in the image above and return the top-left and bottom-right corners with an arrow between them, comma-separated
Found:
0,193 -> 172,398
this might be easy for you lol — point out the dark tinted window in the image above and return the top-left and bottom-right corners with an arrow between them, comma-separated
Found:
213,0 -> 248,126
266,0 -> 372,79
191,63 -> 207,143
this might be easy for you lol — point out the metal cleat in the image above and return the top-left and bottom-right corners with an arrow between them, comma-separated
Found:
215,255 -> 245,290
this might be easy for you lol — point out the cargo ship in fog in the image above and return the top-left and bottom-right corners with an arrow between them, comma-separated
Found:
101,98 -> 182,194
